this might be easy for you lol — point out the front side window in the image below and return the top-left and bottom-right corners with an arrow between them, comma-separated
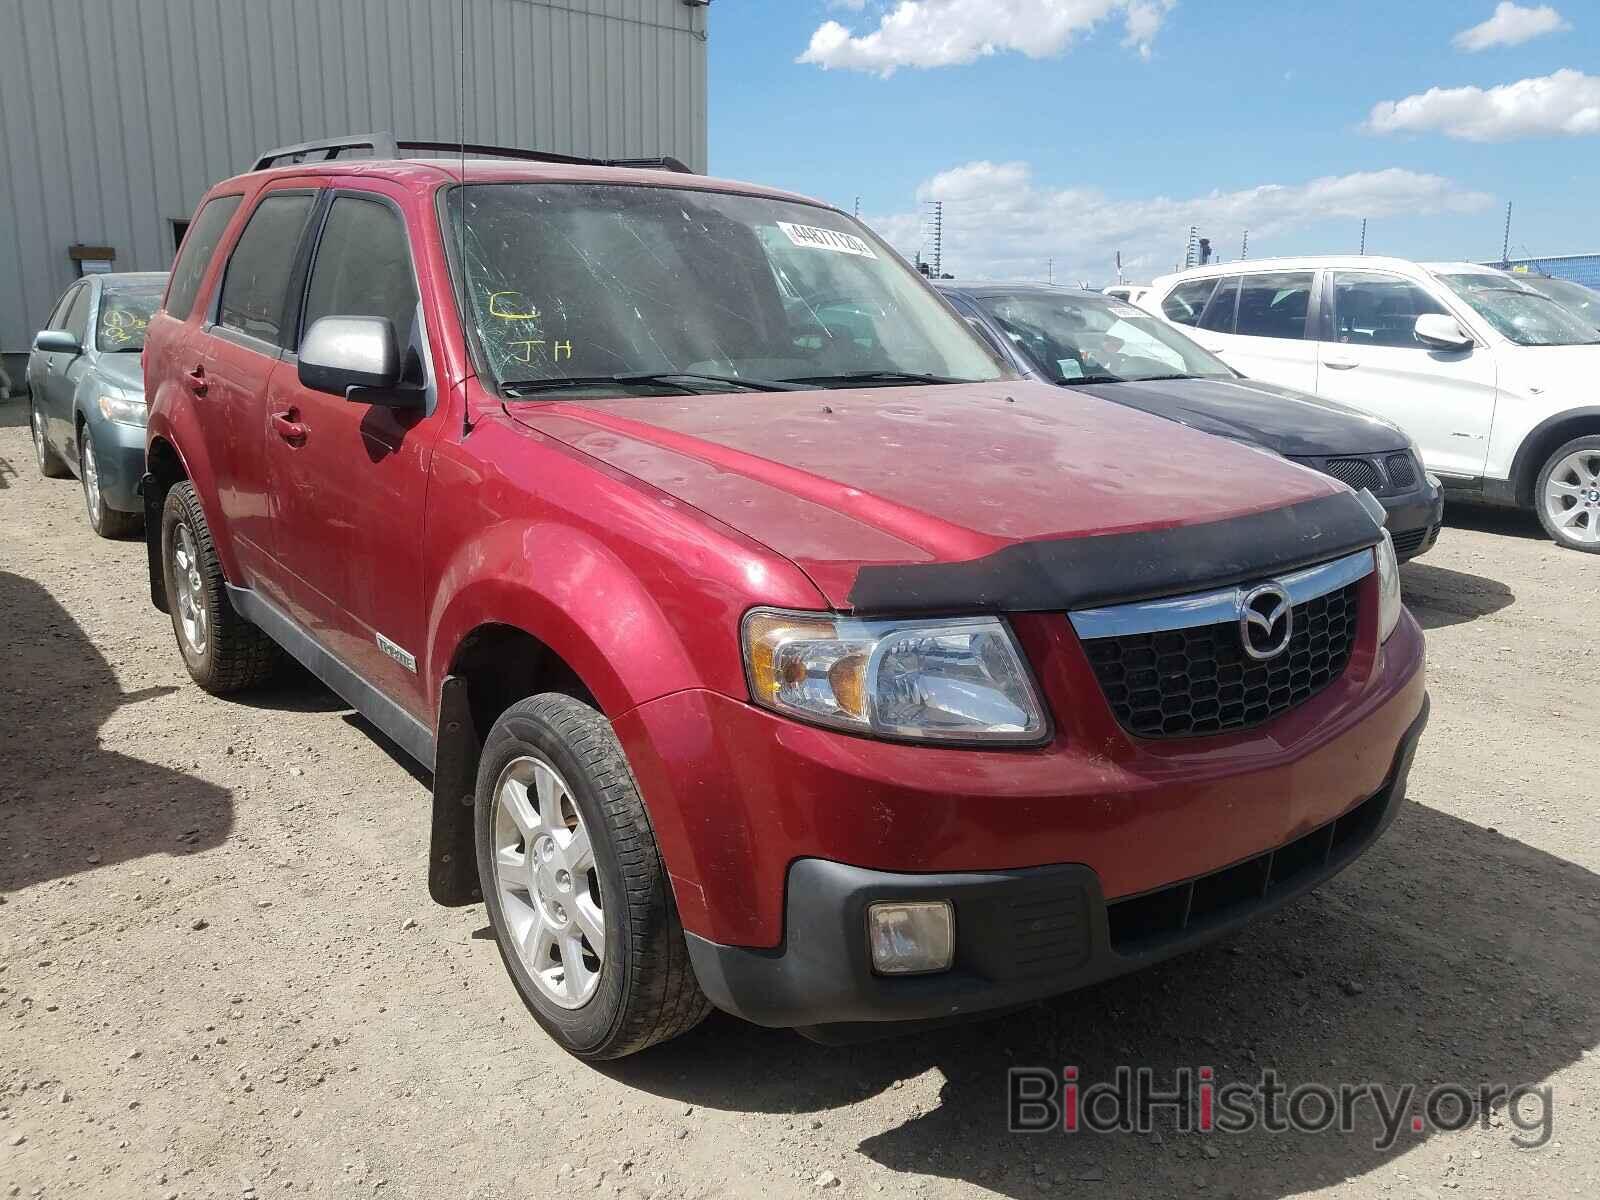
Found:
445,183 -> 1006,394
97,287 -> 163,352
1436,273 -> 1600,348
217,192 -> 316,346
1197,275 -> 1241,333
1234,272 -> 1313,340
45,284 -> 83,331
62,286 -> 93,344
165,194 -> 242,319
302,196 -> 420,350
1162,278 -> 1218,327
1330,273 -> 1449,349
972,291 -> 1235,385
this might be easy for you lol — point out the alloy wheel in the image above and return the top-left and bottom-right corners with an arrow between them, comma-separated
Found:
32,411 -> 47,471
491,754 -> 606,1009
82,437 -> 102,524
171,523 -> 209,655
1543,449 -> 1600,546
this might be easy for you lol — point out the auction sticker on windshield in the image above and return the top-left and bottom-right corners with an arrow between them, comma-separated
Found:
777,221 -> 878,259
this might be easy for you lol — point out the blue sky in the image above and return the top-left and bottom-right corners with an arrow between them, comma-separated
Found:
707,1 -> 1597,283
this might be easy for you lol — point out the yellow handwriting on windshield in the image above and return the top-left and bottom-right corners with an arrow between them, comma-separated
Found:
488,291 -> 540,321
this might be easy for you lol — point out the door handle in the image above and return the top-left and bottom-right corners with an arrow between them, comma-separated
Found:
270,409 -> 307,445
1322,358 -> 1359,371
186,365 -> 209,395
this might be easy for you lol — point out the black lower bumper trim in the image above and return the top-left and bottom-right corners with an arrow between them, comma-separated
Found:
686,695 -> 1429,1034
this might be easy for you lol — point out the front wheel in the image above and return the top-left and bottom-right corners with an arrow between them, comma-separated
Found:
475,693 -> 710,1060
80,430 -> 141,538
1535,436 -> 1600,553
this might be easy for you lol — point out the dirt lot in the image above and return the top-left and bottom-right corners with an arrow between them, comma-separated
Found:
2,397 -> 1598,1200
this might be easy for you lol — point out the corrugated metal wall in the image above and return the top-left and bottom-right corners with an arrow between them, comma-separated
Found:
1498,254 -> 1600,289
0,0 -> 709,355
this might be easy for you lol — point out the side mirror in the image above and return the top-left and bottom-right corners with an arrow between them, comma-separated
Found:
299,316 -> 420,407
34,329 -> 82,355
1414,314 -> 1473,352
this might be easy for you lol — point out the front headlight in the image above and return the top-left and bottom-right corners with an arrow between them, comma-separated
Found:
742,609 -> 1049,744
96,386 -> 147,428
1375,530 -> 1402,642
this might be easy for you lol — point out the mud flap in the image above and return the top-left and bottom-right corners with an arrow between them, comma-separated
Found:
142,473 -> 169,613
429,675 -> 483,907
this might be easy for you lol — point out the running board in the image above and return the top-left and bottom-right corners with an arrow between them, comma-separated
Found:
225,584 -> 436,771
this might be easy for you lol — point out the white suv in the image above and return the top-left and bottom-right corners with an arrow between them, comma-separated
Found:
1144,256 -> 1600,553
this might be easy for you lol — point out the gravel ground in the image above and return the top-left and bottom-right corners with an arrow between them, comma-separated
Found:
2,397 -> 1598,1200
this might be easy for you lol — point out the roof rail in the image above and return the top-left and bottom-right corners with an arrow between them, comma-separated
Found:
250,132 -> 694,175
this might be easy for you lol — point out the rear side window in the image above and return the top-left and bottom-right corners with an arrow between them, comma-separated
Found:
1234,272 -> 1313,340
1331,273 -> 1449,349
1162,278 -> 1218,327
301,196 -> 420,347
1197,275 -> 1241,333
165,195 -> 242,319
218,193 -> 316,346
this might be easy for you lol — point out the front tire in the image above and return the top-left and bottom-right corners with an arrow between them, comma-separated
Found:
31,405 -> 70,478
475,693 -> 710,1060
161,481 -> 281,692
80,429 -> 141,538
1535,436 -> 1600,553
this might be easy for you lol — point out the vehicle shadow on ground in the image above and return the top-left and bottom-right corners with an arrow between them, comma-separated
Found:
1400,561 -> 1515,630
0,569 -> 234,894
0,399 -> 28,429
1443,502 -> 1547,542
610,801 -> 1599,1198
0,455 -> 17,489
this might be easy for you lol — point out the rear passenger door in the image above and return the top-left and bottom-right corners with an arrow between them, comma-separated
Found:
200,184 -> 321,593
263,187 -> 444,720
1313,271 -> 1497,480
1221,271 -> 1318,392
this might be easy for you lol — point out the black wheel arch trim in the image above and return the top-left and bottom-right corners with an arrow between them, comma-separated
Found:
1510,407 -> 1600,507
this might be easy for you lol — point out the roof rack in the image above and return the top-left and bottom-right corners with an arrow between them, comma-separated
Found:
250,132 -> 694,175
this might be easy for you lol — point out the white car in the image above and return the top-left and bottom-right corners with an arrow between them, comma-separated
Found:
1145,256 -> 1600,553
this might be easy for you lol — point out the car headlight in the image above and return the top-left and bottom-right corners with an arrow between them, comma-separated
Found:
96,386 -> 147,428
1375,530 -> 1402,643
742,609 -> 1049,744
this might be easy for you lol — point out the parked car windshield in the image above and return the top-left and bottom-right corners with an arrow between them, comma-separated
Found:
971,290 -> 1236,385
1512,274 -> 1600,330
96,286 -> 162,352
445,183 -> 1006,394
1436,273 -> 1600,347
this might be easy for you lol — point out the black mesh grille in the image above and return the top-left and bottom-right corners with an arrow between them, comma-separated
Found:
1083,583 -> 1360,738
1385,452 -> 1417,489
1321,457 -> 1383,492
1390,525 -> 1430,557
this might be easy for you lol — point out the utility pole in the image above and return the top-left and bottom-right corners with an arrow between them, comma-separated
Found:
1047,257 -> 1054,285
1359,218 -> 1367,255
1184,225 -> 1199,269
928,201 -> 944,278
853,196 -> 861,218
1115,250 -> 1123,282
1501,201 -> 1513,266
1240,230 -> 1248,260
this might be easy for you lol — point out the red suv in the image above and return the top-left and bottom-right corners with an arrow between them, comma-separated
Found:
142,136 -> 1428,1059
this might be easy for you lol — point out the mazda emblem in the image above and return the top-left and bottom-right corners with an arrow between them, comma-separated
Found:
1239,583 -> 1293,661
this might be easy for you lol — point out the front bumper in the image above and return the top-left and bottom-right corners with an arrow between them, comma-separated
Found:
687,696 -> 1428,1034
1380,475 -> 1445,562
87,415 -> 148,512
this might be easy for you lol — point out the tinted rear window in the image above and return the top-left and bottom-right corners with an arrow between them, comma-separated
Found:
218,193 -> 316,346
165,195 -> 242,319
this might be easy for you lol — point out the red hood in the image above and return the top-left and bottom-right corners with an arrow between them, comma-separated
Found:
509,381 -> 1350,608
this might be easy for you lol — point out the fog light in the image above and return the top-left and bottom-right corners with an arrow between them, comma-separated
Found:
867,901 -> 954,975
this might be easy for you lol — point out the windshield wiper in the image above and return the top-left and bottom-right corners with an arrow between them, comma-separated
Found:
778,370 -> 966,388
501,371 -> 803,398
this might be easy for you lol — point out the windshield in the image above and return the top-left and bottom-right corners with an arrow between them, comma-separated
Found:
1516,275 -> 1600,329
445,183 -> 1006,394
96,287 -> 161,352
971,291 -> 1235,384
1437,274 -> 1600,347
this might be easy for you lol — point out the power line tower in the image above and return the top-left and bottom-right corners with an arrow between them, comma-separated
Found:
1183,225 -> 1199,269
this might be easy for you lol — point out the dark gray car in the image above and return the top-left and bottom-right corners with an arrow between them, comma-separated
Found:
27,271 -> 166,537
938,281 -> 1445,561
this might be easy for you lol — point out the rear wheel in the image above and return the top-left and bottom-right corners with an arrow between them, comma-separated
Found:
1535,436 -> 1600,553
80,429 -> 141,538
31,405 -> 70,478
475,693 -> 710,1060
161,482 -> 281,692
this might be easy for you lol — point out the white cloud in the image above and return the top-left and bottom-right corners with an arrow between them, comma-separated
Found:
1452,3 -> 1570,52
798,0 -> 1174,76
1368,69 -> 1600,141
864,161 -> 1493,282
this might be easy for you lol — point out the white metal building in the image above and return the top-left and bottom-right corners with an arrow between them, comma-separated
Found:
0,0 -> 710,388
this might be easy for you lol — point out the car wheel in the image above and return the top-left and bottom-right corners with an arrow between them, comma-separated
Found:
1535,436 -> 1600,554
31,406 -> 70,478
80,429 -> 141,538
161,481 -> 282,692
475,693 -> 711,1060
